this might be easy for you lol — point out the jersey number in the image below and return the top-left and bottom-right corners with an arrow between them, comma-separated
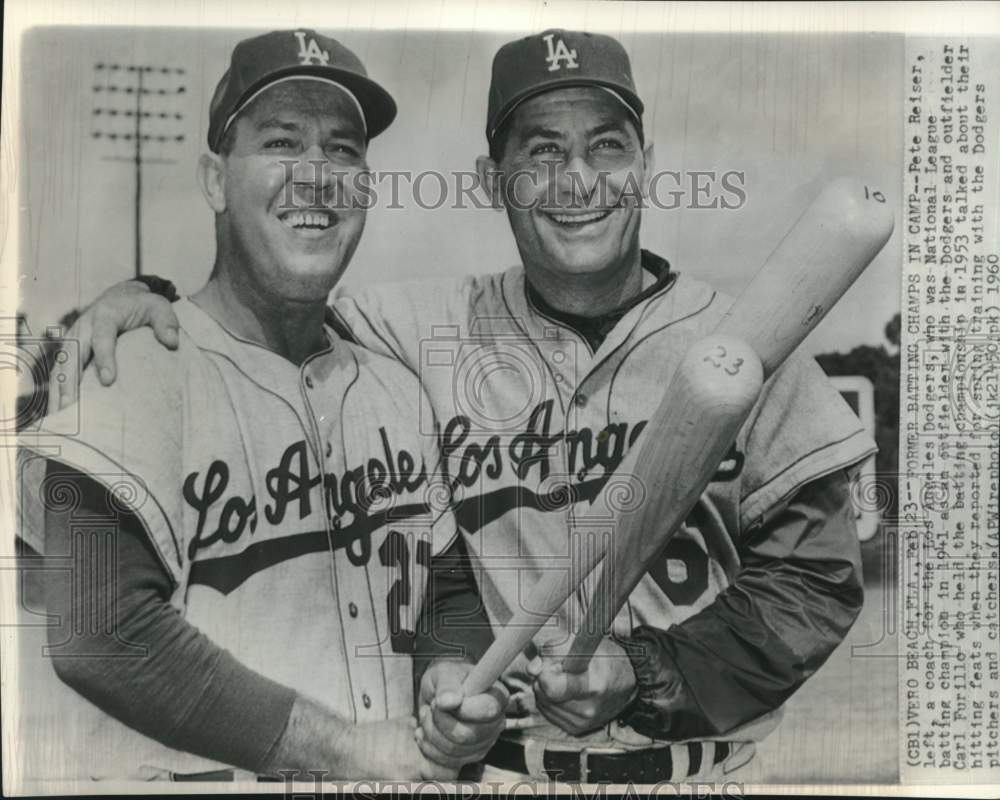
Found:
646,538 -> 709,606
379,530 -> 431,654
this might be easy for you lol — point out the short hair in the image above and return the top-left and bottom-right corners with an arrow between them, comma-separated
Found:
488,118 -> 512,164
217,123 -> 239,157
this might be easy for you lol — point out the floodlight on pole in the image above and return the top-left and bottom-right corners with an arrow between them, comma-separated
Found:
91,63 -> 187,277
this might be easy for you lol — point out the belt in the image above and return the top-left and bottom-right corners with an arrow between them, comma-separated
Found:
484,736 -> 733,783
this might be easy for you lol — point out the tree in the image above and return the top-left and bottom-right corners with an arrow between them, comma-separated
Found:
884,313 -> 900,349
815,314 -> 900,518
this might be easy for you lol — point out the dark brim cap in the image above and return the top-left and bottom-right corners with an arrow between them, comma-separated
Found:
208,29 -> 397,152
487,29 -> 644,145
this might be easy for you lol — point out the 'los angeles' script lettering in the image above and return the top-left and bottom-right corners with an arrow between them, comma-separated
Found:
439,399 -> 650,490
183,429 -> 428,559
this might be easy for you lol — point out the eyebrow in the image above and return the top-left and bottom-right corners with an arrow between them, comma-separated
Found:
587,121 -> 630,138
518,125 -> 564,143
255,118 -> 300,132
516,120 -> 631,146
326,127 -> 366,141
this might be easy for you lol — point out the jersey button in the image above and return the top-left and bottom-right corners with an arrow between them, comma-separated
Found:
325,441 -> 333,458
362,693 -> 372,709
305,376 -> 315,389
574,393 -> 587,407
348,602 -> 358,618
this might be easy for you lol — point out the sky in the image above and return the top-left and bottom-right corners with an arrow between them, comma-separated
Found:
16,26 -> 903,355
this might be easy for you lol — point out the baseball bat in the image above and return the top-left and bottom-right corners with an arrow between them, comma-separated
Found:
462,333 -> 764,695
562,175 -> 895,669
461,176 -> 894,694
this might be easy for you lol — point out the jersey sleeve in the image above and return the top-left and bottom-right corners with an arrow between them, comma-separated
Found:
412,533 -> 494,698
735,351 -> 876,529
623,468 -> 863,740
43,463 -> 296,772
18,330 -> 186,583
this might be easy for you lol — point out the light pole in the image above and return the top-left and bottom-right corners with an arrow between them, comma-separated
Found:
91,63 -> 187,277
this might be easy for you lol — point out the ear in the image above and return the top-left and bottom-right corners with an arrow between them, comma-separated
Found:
197,152 -> 227,214
640,143 -> 655,199
475,155 -> 505,211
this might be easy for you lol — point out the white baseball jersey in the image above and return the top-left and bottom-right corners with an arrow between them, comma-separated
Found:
332,262 -> 876,749
17,298 -> 455,779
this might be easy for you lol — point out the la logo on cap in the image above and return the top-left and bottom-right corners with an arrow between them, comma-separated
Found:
294,31 -> 330,65
542,32 -> 578,72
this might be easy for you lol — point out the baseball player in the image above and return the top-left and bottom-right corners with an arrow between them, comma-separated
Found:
51,30 -> 874,784
17,29 -> 507,782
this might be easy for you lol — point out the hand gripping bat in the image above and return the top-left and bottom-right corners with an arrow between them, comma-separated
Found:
462,176 -> 894,694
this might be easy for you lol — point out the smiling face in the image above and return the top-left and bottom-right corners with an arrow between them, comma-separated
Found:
207,80 -> 369,305
491,86 -> 652,283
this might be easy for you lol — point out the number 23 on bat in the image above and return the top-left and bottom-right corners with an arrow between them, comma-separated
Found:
703,344 -> 743,375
